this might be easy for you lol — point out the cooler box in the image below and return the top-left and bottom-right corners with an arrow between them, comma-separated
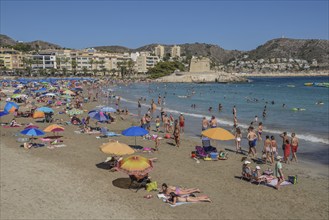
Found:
210,152 -> 218,160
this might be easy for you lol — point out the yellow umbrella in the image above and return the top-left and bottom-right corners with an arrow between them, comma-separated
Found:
63,90 -> 75,95
44,124 -> 65,132
201,127 -> 235,141
100,141 -> 135,156
117,155 -> 153,175
33,111 -> 45,119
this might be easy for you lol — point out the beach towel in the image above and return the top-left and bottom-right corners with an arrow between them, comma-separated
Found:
169,202 -> 192,207
266,179 -> 292,188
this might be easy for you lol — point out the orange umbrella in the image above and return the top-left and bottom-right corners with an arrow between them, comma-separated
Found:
100,141 -> 135,156
44,124 -> 65,132
201,127 -> 235,141
33,111 -> 45,119
117,155 -> 153,176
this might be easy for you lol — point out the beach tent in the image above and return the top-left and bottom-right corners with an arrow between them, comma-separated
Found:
37,107 -> 54,113
0,111 -> 9,117
33,111 -> 45,119
4,102 -> 19,113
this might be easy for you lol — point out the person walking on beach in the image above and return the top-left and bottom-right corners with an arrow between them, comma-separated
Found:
275,156 -> 285,190
179,113 -> 185,133
291,133 -> 299,163
202,117 -> 209,131
155,116 -> 160,132
247,127 -> 257,158
235,127 -> 242,153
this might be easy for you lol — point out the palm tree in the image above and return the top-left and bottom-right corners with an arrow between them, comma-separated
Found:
71,60 -> 77,75
82,67 -> 88,77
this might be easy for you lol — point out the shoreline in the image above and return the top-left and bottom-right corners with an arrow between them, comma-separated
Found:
237,72 -> 329,78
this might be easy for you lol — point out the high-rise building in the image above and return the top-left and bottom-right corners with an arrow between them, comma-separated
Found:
171,45 -> 181,58
135,52 -> 160,73
154,45 -> 164,58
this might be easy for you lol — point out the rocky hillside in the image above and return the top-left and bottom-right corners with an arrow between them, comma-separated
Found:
246,38 -> 329,65
0,35 -> 62,51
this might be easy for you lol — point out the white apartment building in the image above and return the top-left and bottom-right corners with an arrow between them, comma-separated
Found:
171,45 -> 181,58
31,52 -> 57,69
154,45 -> 164,58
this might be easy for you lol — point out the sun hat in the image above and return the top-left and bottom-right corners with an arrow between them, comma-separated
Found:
244,160 -> 251,164
256,166 -> 261,170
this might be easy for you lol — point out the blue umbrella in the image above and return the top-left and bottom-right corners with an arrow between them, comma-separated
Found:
36,107 -> 54,113
122,126 -> 149,146
20,128 -> 45,136
100,106 -> 116,113
0,111 -> 9,117
89,111 -> 109,121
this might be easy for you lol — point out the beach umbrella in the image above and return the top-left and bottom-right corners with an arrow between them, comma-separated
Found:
67,108 -> 83,116
0,111 -> 9,117
20,128 -> 45,136
100,141 -> 135,156
122,126 -> 148,136
117,155 -> 153,176
36,107 -> 54,113
63,90 -> 75,95
44,93 -> 57,97
201,127 -> 235,141
25,125 -> 39,129
33,111 -> 45,119
100,106 -> 116,113
44,124 -> 65,132
4,102 -> 19,113
89,111 -> 109,121
122,126 -> 149,146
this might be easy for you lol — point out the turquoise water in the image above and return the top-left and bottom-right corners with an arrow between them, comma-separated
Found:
104,76 -> 329,164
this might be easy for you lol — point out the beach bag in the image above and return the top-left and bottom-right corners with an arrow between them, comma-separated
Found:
164,134 -> 171,139
288,175 -> 298,184
146,181 -> 158,192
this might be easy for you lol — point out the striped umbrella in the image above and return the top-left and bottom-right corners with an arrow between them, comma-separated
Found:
20,128 -> 45,136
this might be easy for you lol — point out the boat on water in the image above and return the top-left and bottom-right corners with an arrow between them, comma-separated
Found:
287,84 -> 295,87
304,83 -> 314,86
314,82 -> 329,88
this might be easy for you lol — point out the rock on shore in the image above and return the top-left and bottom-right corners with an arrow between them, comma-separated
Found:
156,72 -> 248,83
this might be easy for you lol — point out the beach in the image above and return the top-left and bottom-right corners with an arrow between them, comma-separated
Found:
1,87 -> 328,219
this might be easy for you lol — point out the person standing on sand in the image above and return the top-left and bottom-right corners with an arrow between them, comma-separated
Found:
202,117 -> 209,131
179,113 -> 185,133
275,156 -> 285,190
210,116 -> 218,128
174,125 -> 180,148
247,127 -> 257,158
257,122 -> 263,141
270,136 -> 278,162
233,116 -> 238,129
264,135 -> 273,164
235,127 -> 242,153
155,116 -> 160,132
291,133 -> 299,163
283,139 -> 291,164
279,132 -> 289,152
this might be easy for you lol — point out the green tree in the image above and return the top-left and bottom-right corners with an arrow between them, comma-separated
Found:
147,61 -> 185,79
71,60 -> 77,75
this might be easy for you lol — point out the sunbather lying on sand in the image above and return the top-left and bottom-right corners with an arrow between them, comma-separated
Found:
166,192 -> 211,205
161,183 -> 200,196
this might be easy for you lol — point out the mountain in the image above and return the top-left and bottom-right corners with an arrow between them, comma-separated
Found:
0,34 -> 62,50
246,38 -> 329,65
93,45 -> 131,54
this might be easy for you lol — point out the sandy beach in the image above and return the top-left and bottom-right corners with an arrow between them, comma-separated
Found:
1,93 -> 328,220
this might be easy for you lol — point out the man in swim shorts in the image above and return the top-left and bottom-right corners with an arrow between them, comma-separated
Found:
247,127 -> 257,157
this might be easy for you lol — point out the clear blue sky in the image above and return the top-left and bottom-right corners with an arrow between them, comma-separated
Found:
1,0 -> 328,50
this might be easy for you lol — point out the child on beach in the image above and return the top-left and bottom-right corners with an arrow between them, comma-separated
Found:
235,127 -> 242,153
155,116 -> 160,132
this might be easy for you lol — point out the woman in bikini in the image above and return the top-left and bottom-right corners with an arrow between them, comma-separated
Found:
166,192 -> 211,205
263,135 -> 272,164
270,136 -> 278,163
235,127 -> 242,153
161,183 -> 200,196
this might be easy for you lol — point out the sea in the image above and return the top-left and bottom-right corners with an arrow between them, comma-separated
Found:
101,76 -> 329,165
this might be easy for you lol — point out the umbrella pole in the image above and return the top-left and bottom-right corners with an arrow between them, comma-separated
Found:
135,136 -> 137,147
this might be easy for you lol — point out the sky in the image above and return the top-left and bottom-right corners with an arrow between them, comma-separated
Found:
0,0 -> 328,51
